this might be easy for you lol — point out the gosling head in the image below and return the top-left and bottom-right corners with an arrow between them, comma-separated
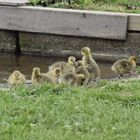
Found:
33,67 -> 40,75
75,60 -> 84,68
13,70 -> 21,78
54,68 -> 61,77
77,74 -> 85,80
81,47 -> 91,56
128,56 -> 136,62
68,56 -> 76,65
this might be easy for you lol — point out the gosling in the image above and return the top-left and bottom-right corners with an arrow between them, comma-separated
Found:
111,56 -> 136,78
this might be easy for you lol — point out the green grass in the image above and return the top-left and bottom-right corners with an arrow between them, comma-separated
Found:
28,0 -> 140,13
0,79 -> 140,140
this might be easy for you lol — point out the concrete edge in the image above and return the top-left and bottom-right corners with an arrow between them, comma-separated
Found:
19,7 -> 140,32
0,6 -> 128,40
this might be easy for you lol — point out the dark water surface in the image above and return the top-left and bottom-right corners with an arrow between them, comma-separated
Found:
0,53 -> 116,82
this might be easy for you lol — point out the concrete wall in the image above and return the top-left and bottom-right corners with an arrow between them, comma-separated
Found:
0,30 -> 15,53
0,30 -> 140,63
0,7 -> 139,63
19,32 -> 140,63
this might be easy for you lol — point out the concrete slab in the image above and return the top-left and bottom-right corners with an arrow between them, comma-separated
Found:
128,14 -> 140,31
0,6 -> 128,40
0,0 -> 27,6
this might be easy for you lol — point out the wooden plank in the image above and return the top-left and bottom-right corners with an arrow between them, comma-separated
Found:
0,0 -> 28,6
0,6 -> 128,40
128,14 -> 140,31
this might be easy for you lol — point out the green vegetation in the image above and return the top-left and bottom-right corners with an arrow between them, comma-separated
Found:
1,79 -> 140,139
28,0 -> 140,13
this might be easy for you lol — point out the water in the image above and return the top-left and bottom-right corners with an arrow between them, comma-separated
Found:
0,53 -> 115,83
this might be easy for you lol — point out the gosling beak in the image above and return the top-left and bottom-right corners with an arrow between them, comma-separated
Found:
134,58 -> 136,61
81,50 -> 84,54
72,61 -> 74,64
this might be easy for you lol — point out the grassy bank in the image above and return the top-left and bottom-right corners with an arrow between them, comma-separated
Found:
0,79 -> 140,139
28,0 -> 140,13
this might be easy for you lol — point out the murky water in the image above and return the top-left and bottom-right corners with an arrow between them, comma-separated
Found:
0,53 -> 116,83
